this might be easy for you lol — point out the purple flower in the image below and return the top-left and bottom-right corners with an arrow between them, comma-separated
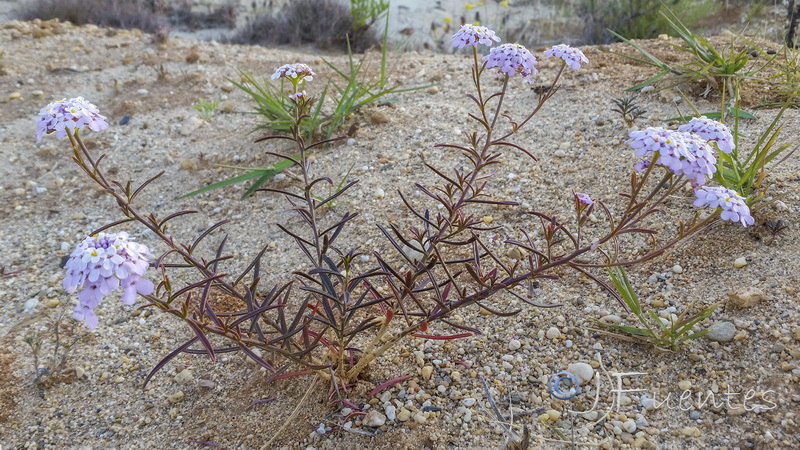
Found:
544,44 -> 589,70
677,116 -> 735,154
289,90 -> 307,101
271,63 -> 315,82
634,159 -> 651,173
575,192 -> 593,206
482,43 -> 539,84
693,186 -> 754,227
37,97 -> 108,142
679,133 -> 717,187
627,127 -> 717,186
451,24 -> 501,49
63,232 -> 154,328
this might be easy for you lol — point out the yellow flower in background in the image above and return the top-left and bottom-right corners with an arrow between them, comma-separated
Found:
476,1 -> 483,5
500,0 -> 510,7
473,21 -> 480,26
444,16 -> 452,25
465,3 -> 474,10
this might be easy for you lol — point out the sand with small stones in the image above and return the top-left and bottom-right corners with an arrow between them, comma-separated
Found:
0,18 -> 799,450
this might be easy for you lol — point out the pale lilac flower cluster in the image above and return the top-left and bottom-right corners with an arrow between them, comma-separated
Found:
483,43 -> 539,84
289,90 -> 307,101
627,127 -> 716,187
544,44 -> 589,70
271,63 -> 315,82
451,24 -> 501,49
63,232 -> 154,329
693,186 -> 754,227
36,97 -> 109,142
677,116 -> 735,153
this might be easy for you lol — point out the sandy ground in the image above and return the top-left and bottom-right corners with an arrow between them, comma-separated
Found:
0,17 -> 799,450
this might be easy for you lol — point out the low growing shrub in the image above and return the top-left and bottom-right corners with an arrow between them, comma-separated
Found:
15,0 -> 168,35
227,0 -> 377,52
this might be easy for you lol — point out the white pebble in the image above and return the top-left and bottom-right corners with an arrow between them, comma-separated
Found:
567,362 -> 594,383
373,188 -> 385,199
384,404 -> 396,421
672,264 -> 683,274
507,339 -> 521,351
346,138 -> 356,146
545,327 -> 561,339
733,257 -> 747,268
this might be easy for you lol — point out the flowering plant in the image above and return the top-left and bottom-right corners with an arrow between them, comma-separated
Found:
45,27 -> 749,421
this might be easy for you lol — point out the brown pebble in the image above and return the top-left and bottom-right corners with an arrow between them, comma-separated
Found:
186,51 -> 201,64
180,159 -> 198,170
371,111 -> 390,124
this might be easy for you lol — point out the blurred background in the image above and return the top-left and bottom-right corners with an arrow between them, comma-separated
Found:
0,0 -> 793,52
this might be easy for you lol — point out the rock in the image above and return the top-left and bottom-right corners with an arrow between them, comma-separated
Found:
545,327 -> 561,339
75,367 -> 86,379
384,404 -> 396,421
728,287 -> 765,308
397,408 -> 412,422
137,88 -> 149,95
421,365 -> 433,381
186,51 -> 201,64
508,339 -> 521,351
167,391 -> 184,403
370,111 -> 390,124
180,116 -> 204,136
180,159 -> 198,170
680,426 -> 701,437
364,410 -> 386,427
733,257 -> 747,268
705,321 -> 736,342
567,362 -> 594,383
678,380 -> 691,391
622,419 -> 637,433
23,297 -> 39,312
600,314 -> 623,325
463,398 -> 477,407
32,90 -> 44,97
672,265 -> 683,274
554,149 -> 566,157
174,369 -> 193,384
413,411 -> 427,423
373,188 -> 385,199
198,379 -> 215,389
781,362 -> 796,372
426,86 -> 439,94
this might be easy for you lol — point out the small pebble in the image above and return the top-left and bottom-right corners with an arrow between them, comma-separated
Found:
567,362 -> 594,383
508,339 -> 521,351
364,410 -> 386,427
678,380 -> 691,391
545,327 -> 561,339
385,404 -> 396,421
733,257 -> 747,268
370,111 -> 390,124
728,287 -> 765,308
672,265 -> 683,274
705,321 -> 736,342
